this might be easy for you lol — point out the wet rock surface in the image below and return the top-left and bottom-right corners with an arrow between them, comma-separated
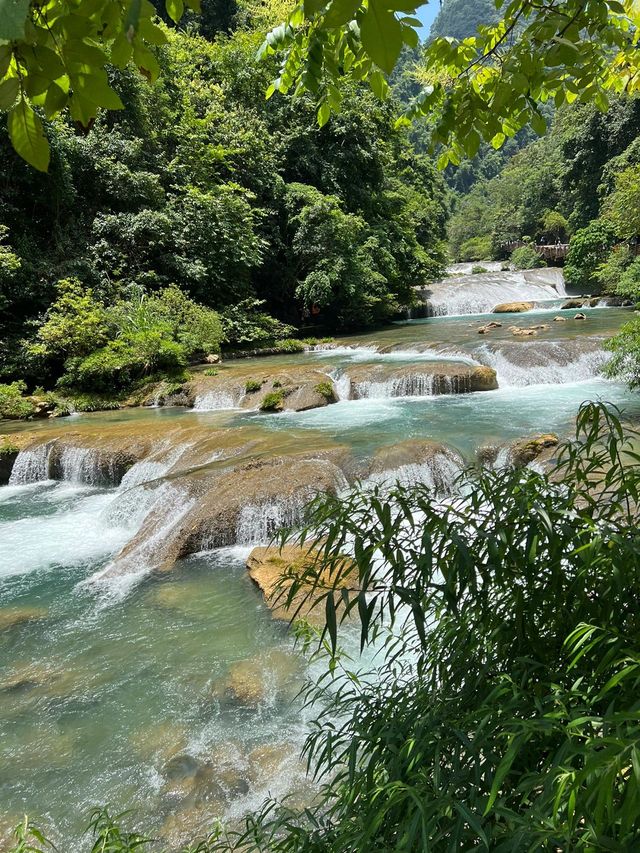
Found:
247,543 -> 358,625
493,301 -> 535,313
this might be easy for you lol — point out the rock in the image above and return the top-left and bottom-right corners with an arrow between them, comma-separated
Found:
509,434 -> 559,467
187,365 -> 338,414
478,433 -> 559,470
574,312 -> 587,320
247,543 -> 357,625
553,315 -> 567,322
511,328 -> 538,337
247,742 -> 296,787
211,648 -> 301,707
561,298 -> 587,310
130,722 -> 189,764
160,805 -> 223,851
0,607 -> 47,633
477,321 -> 502,334
205,353 -> 221,364
493,302 -> 535,313
0,433 -> 33,484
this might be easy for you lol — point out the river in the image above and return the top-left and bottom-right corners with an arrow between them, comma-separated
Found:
1,268 -> 638,849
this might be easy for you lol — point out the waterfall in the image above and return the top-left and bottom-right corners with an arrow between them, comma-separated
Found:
474,342 -> 610,388
418,269 -> 567,317
235,497 -> 310,546
57,446 -> 108,485
369,450 -> 463,493
193,389 -> 240,411
8,443 -> 54,484
352,373 -> 469,399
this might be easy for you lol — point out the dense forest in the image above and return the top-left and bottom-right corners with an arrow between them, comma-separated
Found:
0,0 -> 448,402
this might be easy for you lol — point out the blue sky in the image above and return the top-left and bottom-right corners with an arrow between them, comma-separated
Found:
415,1 -> 439,37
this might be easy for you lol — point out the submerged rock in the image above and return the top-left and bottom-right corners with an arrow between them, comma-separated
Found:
493,301 -> 535,313
212,649 -> 302,707
561,298 -> 588,310
553,315 -> 567,322
247,543 -> 357,625
0,607 -> 47,633
574,312 -> 587,320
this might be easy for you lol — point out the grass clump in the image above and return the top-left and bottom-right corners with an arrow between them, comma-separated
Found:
259,390 -> 285,411
274,338 -> 305,353
203,368 -> 219,377
471,265 -> 489,274
314,381 -> 336,401
245,379 -> 263,393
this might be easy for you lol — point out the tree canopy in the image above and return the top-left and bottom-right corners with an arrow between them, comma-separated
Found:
2,1 -> 640,170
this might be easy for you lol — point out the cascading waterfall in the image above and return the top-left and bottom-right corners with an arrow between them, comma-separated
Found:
235,496 -> 312,546
368,450 -> 463,493
474,341 -> 611,387
417,268 -> 567,317
352,373 -> 470,399
8,443 -> 54,484
193,389 -> 240,411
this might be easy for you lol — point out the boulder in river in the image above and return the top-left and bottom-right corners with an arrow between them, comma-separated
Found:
553,315 -> 567,322
574,312 -> 587,320
479,433 -> 559,469
561,298 -> 588,310
247,543 -> 358,625
0,607 -> 47,633
493,302 -> 535,313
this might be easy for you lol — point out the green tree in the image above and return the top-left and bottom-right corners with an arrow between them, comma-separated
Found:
602,165 -> 640,240
564,219 -> 617,292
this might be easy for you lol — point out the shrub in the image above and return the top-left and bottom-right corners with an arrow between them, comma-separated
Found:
314,381 -> 336,401
220,299 -> 295,348
272,380 -> 282,388
62,330 -> 187,393
274,339 -> 305,353
259,390 -> 285,411
458,235 -> 492,262
203,368 -> 219,377
510,244 -> 545,269
471,265 -> 488,274
0,381 -> 36,419
605,316 -> 640,388
245,379 -> 262,393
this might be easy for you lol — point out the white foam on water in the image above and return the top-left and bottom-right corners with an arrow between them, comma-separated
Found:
351,373 -> 470,400
0,487 -> 132,579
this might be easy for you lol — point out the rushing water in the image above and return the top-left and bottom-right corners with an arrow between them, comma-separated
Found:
1,274 -> 639,849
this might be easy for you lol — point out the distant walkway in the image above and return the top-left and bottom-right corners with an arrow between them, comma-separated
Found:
503,240 -> 569,262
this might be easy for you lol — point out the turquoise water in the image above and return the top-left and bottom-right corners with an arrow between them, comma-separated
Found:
1,292 -> 638,849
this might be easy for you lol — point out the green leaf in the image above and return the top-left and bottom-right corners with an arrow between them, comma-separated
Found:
324,0 -> 360,28
44,82 -> 68,118
0,76 -> 19,110
165,0 -> 184,23
317,100 -> 331,126
368,69 -> 389,99
304,0 -> 326,17
8,99 -> 50,172
0,0 -> 30,41
111,33 -> 134,68
360,0 -> 402,75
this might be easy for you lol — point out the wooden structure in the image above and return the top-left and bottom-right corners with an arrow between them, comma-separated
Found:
503,240 -> 569,262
